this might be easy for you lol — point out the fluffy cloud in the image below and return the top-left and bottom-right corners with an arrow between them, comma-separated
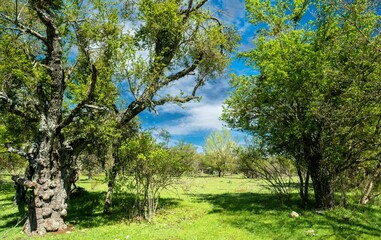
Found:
157,100 -> 225,136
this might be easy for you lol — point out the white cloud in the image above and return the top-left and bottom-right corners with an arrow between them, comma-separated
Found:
157,100 -> 225,136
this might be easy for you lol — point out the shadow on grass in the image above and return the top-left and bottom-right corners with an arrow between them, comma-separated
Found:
0,182 -> 27,231
192,192 -> 381,239
192,192 -> 303,213
67,188 -> 181,229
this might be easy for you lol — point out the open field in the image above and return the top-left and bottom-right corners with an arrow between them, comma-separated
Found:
1,174 -> 381,239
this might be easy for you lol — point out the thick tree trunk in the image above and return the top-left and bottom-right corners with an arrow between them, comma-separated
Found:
23,1 -> 67,233
309,160 -> 335,209
23,140 -> 68,235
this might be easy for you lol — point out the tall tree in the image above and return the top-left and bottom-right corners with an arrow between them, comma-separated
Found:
204,129 -> 238,177
222,0 -> 381,209
0,0 -> 237,234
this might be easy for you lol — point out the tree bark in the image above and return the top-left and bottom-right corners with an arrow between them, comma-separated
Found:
361,175 -> 375,205
103,153 -> 119,214
297,168 -> 304,202
297,168 -> 310,208
22,1 -> 68,234
309,158 -> 335,209
360,162 -> 381,205
23,139 -> 68,235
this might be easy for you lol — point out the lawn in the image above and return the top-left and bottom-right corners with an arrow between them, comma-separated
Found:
1,174 -> 381,239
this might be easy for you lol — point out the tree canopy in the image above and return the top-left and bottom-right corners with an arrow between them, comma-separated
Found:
0,0 -> 238,234
222,0 -> 381,209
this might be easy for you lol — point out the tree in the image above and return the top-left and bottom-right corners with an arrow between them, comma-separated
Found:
204,129 -> 238,177
0,0 -> 237,234
222,0 -> 381,209
116,131 -> 191,221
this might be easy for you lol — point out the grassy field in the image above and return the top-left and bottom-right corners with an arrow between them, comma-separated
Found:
1,174 -> 381,239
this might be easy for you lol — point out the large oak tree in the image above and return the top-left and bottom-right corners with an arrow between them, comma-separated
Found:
0,0 -> 237,234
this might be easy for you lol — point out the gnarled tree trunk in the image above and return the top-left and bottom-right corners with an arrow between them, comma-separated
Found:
22,0 -> 67,233
23,136 -> 68,235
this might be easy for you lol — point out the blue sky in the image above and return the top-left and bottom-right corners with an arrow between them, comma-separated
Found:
139,0 -> 257,151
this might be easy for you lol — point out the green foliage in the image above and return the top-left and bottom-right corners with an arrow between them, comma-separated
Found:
204,129 -> 239,176
223,0 -> 381,208
116,132 -> 191,220
1,0 -> 238,234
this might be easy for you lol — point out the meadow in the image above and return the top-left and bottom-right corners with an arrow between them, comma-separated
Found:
1,174 -> 381,239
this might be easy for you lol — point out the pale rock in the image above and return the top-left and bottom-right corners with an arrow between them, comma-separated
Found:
290,211 -> 300,218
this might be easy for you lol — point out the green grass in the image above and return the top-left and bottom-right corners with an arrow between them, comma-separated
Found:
1,174 -> 381,239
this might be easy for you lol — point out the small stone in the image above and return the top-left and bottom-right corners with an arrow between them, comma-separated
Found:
306,229 -> 316,236
45,219 -> 60,232
315,209 -> 325,214
290,211 -> 300,218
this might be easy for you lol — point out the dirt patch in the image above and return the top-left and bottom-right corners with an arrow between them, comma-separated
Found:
50,225 -> 74,235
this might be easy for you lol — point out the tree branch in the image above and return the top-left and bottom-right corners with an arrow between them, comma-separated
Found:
152,95 -> 200,106
0,91 -> 38,121
181,0 -> 208,16
83,104 -> 107,111
0,13 -> 47,45
60,65 -> 98,129
11,175 -> 37,188
6,144 -> 28,158
162,56 -> 202,86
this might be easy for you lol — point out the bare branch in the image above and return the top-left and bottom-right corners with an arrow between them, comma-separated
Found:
162,56 -> 202,86
153,76 -> 205,107
83,104 -> 107,111
0,13 -> 47,44
152,95 -> 200,106
181,0 -> 208,16
64,61 -> 78,83
127,75 -> 138,100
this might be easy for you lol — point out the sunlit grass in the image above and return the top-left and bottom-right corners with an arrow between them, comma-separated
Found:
1,174 -> 381,239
